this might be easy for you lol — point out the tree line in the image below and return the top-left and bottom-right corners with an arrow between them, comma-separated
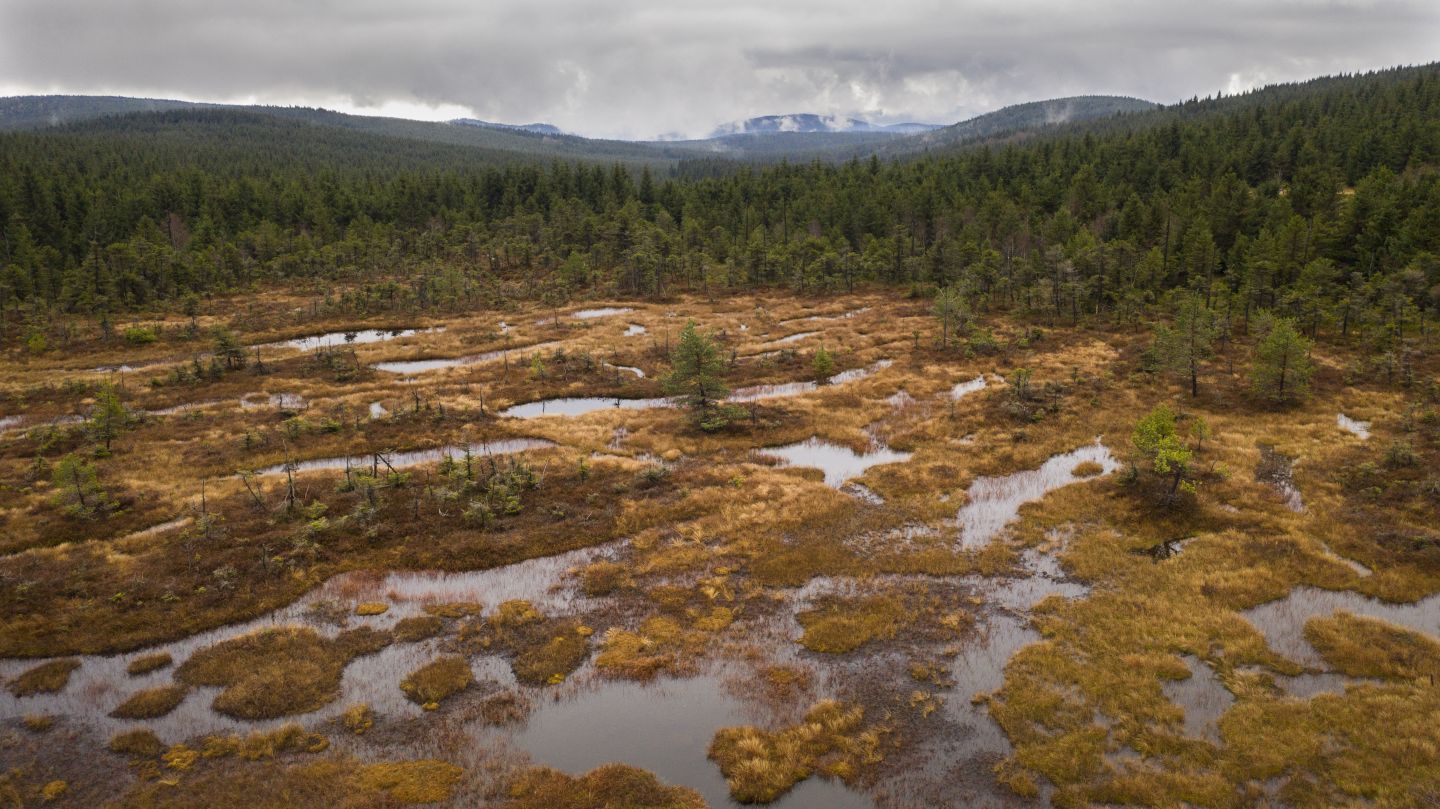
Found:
0,64 -> 1435,357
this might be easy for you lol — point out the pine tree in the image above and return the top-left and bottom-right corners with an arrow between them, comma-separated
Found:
1251,318 -> 1315,405
665,321 -> 728,415
51,453 -> 108,517
1153,291 -> 1218,397
90,384 -> 129,453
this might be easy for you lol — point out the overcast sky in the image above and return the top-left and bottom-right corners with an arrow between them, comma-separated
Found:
0,0 -> 1436,140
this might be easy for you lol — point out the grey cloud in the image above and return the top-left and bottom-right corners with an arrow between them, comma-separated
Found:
1,0 -> 1436,139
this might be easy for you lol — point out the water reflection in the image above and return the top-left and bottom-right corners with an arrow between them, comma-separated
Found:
956,441 -> 1119,550
756,437 -> 912,488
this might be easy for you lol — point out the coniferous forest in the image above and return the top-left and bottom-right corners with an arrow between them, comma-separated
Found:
0,64 -> 1436,337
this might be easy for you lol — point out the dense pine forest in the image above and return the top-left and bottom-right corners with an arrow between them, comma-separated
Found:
0,64 -> 1437,349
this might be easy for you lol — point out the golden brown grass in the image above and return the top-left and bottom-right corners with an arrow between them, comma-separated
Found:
399,656 -> 472,708
356,760 -> 464,804
392,615 -> 445,642
21,714 -> 54,732
708,700 -> 885,803
176,626 -> 390,718
110,728 -> 166,758
197,723 -> 330,760
462,600 -> 592,685
354,602 -> 389,616
126,652 -> 173,675
109,684 -> 188,719
796,594 -> 908,654
1305,612 -> 1440,681
341,703 -> 374,735
503,763 -> 705,809
7,659 -> 79,696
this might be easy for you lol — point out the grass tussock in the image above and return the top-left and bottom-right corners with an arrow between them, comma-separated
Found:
126,652 -> 173,675
461,600 -> 591,685
342,703 -> 374,734
198,723 -> 330,760
110,684 -> 188,719
354,602 -> 389,616
392,615 -> 444,642
111,757 -> 403,808
176,626 -> 391,719
8,659 -> 79,696
22,714 -> 54,732
504,763 -> 706,809
795,595 -> 908,654
594,615 -> 710,680
110,728 -> 166,758
356,760 -> 463,804
399,656 -> 472,708
1305,612 -> 1440,681
708,700 -> 885,803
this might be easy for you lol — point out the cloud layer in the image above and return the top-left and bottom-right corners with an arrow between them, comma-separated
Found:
1,0 -> 1436,139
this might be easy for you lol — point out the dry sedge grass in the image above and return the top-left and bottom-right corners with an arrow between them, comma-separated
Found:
796,594 -> 909,654
126,652 -> 173,675
1305,612 -> 1440,681
708,699 -> 885,803
355,760 -> 463,803
341,703 -> 375,734
112,757 -> 423,808
461,599 -> 592,685
110,728 -> 166,758
7,659 -> 79,696
399,656 -> 473,707
392,615 -> 445,642
109,684 -> 188,719
176,626 -> 391,718
504,763 -> 706,809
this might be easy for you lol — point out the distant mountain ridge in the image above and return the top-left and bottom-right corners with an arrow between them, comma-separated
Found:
450,118 -> 564,136
0,91 -> 1162,167
709,113 -> 941,138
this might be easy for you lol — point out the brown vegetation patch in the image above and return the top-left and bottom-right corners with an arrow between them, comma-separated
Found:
503,763 -> 705,809
126,653 -> 173,676
176,626 -> 391,719
8,659 -> 79,696
399,656 -> 472,708
110,684 -> 189,719
392,615 -> 444,642
461,600 -> 591,685
708,700 -> 885,803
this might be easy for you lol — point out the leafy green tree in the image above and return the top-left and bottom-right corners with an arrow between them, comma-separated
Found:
1131,405 -> 1201,503
51,453 -> 109,517
665,320 -> 729,425
1251,318 -> 1314,405
89,384 -> 129,453
933,287 -> 970,348
1153,291 -> 1218,397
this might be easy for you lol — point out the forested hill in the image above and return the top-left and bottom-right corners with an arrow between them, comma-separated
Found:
0,62 -> 1437,351
0,96 -> 685,169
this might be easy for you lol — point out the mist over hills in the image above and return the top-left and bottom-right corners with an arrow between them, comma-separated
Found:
707,113 -> 943,137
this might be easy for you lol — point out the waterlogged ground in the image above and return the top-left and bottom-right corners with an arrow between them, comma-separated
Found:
0,291 -> 1437,808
